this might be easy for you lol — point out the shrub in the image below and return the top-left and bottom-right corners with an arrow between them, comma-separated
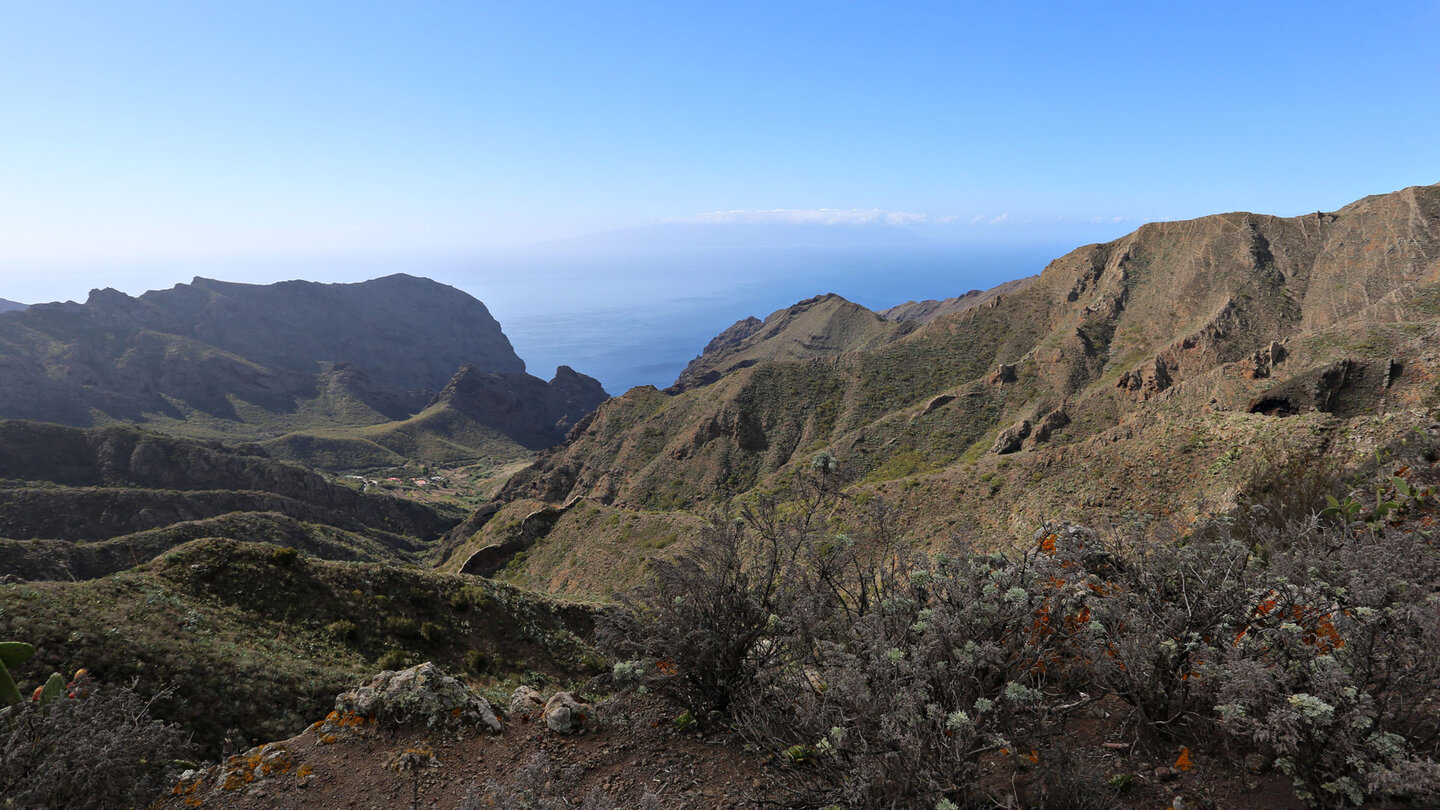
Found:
419,621 -> 447,645
1071,521 -> 1256,739
376,649 -> 409,671
611,660 -> 642,686
735,530 -> 1092,808
269,546 -> 299,566
1207,520 -> 1440,807
0,681 -> 194,810
464,649 -> 488,674
325,619 -> 358,642
604,477 -> 1094,806
599,510 -> 799,715
604,453 -> 1440,809
385,616 -> 421,638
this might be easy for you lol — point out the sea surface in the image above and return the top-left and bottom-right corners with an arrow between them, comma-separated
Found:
2,240 -> 1081,396
462,242 -> 1075,395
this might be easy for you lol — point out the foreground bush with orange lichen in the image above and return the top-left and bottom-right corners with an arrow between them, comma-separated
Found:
604,456 -> 1440,809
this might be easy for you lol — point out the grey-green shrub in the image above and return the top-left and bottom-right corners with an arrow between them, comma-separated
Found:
0,681 -> 194,809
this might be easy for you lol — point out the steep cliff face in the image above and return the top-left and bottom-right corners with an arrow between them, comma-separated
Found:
0,274 -> 609,468
0,274 -> 522,421
424,364 -> 610,450
465,183 -> 1440,594
136,274 -> 526,390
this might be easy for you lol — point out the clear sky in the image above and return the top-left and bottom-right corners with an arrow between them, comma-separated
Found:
1,1 -> 1438,306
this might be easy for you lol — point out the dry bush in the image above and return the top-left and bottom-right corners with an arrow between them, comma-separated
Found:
1208,519 -> 1440,807
1072,521 -> 1256,740
0,681 -> 194,810
604,451 -> 1440,809
600,454 -> 848,717
738,535 -> 1095,809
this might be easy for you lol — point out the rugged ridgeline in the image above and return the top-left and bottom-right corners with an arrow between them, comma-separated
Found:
0,274 -> 607,469
0,297 -> 25,313
446,183 -> 1440,595
879,275 -> 1037,323
669,292 -> 918,391
0,420 -> 465,580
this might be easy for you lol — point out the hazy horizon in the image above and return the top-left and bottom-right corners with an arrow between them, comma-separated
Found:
2,2 -> 1438,391
0,231 -> 1080,394
3,3 -> 1437,291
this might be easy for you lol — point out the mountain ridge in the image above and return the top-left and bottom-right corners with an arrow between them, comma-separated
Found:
451,182 -> 1440,594
0,274 -> 608,469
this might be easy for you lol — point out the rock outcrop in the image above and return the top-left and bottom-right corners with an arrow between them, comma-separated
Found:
426,364 -> 608,451
508,685 -> 546,717
330,662 -> 502,733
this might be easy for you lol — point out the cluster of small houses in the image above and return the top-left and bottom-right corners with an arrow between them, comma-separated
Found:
342,474 -> 447,490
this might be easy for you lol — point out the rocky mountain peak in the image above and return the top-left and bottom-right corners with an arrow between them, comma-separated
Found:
671,292 -> 912,392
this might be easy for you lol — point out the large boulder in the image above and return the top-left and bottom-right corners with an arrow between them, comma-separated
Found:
328,662 -> 501,733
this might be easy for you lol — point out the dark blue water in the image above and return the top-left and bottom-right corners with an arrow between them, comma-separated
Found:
461,243 -> 1073,394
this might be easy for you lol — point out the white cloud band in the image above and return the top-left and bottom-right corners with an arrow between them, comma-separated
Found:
664,208 -> 928,226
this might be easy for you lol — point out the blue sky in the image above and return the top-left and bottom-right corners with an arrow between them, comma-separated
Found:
1,1 -> 1438,308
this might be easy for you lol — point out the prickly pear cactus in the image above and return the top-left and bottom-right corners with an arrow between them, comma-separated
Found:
0,640 -> 36,706
39,672 -> 65,705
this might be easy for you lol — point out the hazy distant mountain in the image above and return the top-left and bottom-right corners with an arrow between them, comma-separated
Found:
0,274 -> 607,467
0,298 -> 26,312
545,221 -> 928,251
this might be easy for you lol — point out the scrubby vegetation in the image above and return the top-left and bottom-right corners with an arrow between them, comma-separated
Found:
1,678 -> 195,810
1,538 -> 601,757
603,455 -> 1440,809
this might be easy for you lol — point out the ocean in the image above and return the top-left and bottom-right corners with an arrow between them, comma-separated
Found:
465,242 -> 1075,395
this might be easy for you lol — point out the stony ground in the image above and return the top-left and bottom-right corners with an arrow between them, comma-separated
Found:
153,682 -> 1320,810
154,690 -> 774,810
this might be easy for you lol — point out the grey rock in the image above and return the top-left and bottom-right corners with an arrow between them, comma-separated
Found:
543,691 -> 594,735
508,685 -> 546,717
1242,752 -> 1271,774
992,420 -> 1031,454
330,662 -> 502,733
